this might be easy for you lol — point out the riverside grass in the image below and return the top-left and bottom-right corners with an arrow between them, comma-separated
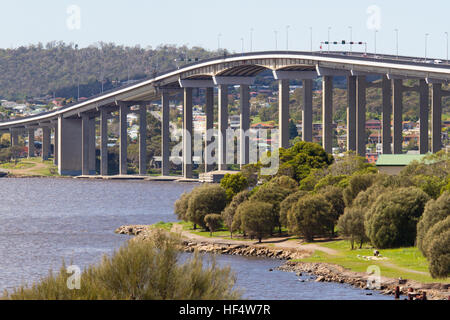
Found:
3,230 -> 242,300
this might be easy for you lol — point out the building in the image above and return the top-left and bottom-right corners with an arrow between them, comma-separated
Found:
375,154 -> 428,175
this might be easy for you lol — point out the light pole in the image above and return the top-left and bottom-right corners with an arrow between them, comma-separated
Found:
250,28 -> 254,52
286,25 -> 290,50
425,33 -> 429,61
328,27 -> 331,53
310,27 -> 313,52
374,30 -> 378,55
445,32 -> 449,64
348,26 -> 353,53
274,30 -> 278,50
395,29 -> 399,59
241,38 -> 244,54
217,33 -> 222,52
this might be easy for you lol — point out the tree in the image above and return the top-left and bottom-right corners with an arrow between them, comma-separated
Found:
343,173 -> 377,207
204,214 -> 223,236
222,190 -> 251,238
267,175 -> 299,193
288,193 -> 332,242
220,173 -> 249,202
426,219 -> 450,278
279,191 -> 307,228
416,191 -> 450,255
237,201 -> 274,243
186,185 -> 227,229
289,120 -> 298,140
322,186 -> 345,236
337,207 -> 369,249
174,192 -> 191,221
365,187 -> 430,248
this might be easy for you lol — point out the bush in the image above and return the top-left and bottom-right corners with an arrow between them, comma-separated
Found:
267,175 -> 298,192
322,186 -> 345,236
222,190 -> 251,238
343,173 -> 377,207
187,185 -> 227,229
279,191 -> 307,228
421,216 -> 450,259
427,228 -> 450,279
174,192 -> 191,221
3,230 -> 241,300
204,214 -> 223,236
237,201 -> 274,243
352,184 -> 387,210
417,191 -> 450,255
220,173 -> 249,202
337,207 -> 368,249
412,175 -> 447,199
365,187 -> 430,249
288,193 -> 332,242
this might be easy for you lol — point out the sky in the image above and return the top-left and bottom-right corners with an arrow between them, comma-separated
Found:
0,0 -> 449,59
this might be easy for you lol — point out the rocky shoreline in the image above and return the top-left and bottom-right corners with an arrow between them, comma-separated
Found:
115,225 -> 450,300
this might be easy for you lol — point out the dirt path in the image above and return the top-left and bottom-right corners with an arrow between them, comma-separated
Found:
5,160 -> 48,176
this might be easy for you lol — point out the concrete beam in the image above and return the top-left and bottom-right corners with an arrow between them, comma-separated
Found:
178,79 -> 215,88
317,66 -> 350,77
213,76 -> 255,86
272,70 -> 317,80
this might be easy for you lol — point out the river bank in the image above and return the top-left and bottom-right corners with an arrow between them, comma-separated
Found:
116,224 -> 450,300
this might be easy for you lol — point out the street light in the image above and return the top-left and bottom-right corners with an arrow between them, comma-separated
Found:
394,29 -> 399,59
286,25 -> 290,50
241,38 -> 244,54
217,33 -> 222,51
348,26 -> 353,53
274,30 -> 278,50
250,28 -> 254,52
310,27 -> 313,52
328,27 -> 331,53
374,30 -> 378,55
425,33 -> 429,61
445,32 -> 449,64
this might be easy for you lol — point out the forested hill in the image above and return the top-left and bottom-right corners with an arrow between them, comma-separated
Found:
0,42 -> 217,100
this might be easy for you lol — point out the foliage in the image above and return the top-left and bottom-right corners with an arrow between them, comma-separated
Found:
337,207 -> 369,249
279,191 -> 308,228
3,230 -> 241,300
237,201 -> 274,243
322,186 -> 345,236
220,173 -> 249,202
411,174 -> 447,199
204,214 -> 223,236
343,173 -> 377,207
186,185 -> 227,229
426,221 -> 450,278
266,175 -> 299,192
174,192 -> 191,221
278,141 -> 333,183
240,164 -> 260,188
222,190 -> 251,237
288,193 -> 332,242
365,187 -> 430,249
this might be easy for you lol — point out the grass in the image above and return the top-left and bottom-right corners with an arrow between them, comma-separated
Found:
294,240 -> 450,284
0,157 -> 58,176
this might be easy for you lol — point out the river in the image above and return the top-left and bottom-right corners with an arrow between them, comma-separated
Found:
0,178 -> 390,300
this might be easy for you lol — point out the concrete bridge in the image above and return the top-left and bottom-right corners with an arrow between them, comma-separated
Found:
1,50 -> 450,178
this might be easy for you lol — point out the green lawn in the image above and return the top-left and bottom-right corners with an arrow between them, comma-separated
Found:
0,157 -> 58,176
295,240 -> 450,284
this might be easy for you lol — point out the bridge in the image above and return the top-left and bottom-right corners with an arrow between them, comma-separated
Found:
1,50 -> 450,178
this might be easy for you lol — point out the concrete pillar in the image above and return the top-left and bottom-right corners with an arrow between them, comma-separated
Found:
10,129 -> 19,147
139,104 -> 147,175
356,76 -> 367,157
218,85 -> 228,171
279,79 -> 290,148
347,76 -> 357,151
53,125 -> 58,165
382,76 -> 392,154
302,79 -> 313,142
183,88 -> 193,178
393,79 -> 403,154
419,80 -> 429,154
322,76 -> 333,154
42,126 -> 51,160
161,92 -> 170,176
240,85 -> 250,168
81,114 -> 90,176
204,87 -> 214,173
432,83 -> 442,153
100,108 -> 108,176
28,128 -> 35,158
119,103 -> 128,175
58,116 -> 82,176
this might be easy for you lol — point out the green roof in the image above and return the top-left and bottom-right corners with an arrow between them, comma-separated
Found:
376,154 -> 428,166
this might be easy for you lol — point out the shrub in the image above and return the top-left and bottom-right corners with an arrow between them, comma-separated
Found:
3,230 -> 241,300
322,186 -> 345,236
279,191 -> 308,228
417,191 -> 450,255
220,173 -> 249,202
222,190 -> 251,238
421,216 -> 450,258
204,214 -> 223,236
237,201 -> 274,243
187,185 -> 227,229
174,192 -> 191,221
337,207 -> 368,249
288,193 -> 332,242
314,174 -> 348,192
352,184 -> 387,210
267,175 -> 298,192
412,175 -> 447,199
427,228 -> 450,279
365,187 -> 430,248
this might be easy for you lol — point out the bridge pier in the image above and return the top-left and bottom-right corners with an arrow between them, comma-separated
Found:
419,80 -> 429,154
139,104 -> 147,175
392,79 -> 403,154
58,116 -> 82,176
161,91 -> 171,176
240,85 -> 250,168
42,126 -> 51,160
204,87 -> 214,173
28,128 -> 35,158
382,76 -> 392,154
183,88 -> 193,178
119,103 -> 129,175
100,108 -> 108,176
302,79 -> 313,142
10,129 -> 19,147
81,114 -> 90,176
432,83 -> 442,153
53,124 -> 58,165
356,76 -> 366,157
347,76 -> 357,152
218,85 -> 228,171
322,76 -> 333,154
278,79 -> 290,149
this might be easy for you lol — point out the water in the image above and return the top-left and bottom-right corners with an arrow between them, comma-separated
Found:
0,178 -> 390,300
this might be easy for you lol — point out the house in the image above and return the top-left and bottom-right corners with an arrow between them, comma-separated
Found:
376,154 -> 428,175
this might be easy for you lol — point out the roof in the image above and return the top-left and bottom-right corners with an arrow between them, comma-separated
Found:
376,154 -> 428,166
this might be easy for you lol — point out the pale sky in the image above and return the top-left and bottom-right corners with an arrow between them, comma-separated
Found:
0,0 -> 449,59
